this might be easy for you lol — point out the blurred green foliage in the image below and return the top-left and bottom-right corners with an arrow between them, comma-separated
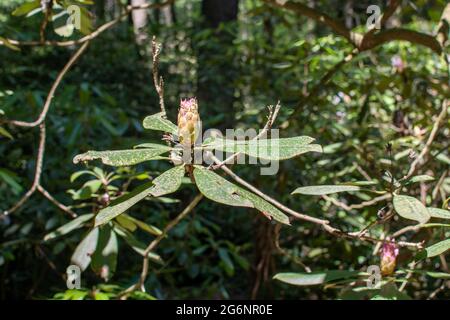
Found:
0,0 -> 449,300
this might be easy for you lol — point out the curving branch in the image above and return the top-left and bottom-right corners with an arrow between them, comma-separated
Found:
208,152 -> 421,249
0,0 -> 175,48
4,42 -> 89,127
261,0 -> 358,44
262,0 -> 445,54
359,28 -> 443,54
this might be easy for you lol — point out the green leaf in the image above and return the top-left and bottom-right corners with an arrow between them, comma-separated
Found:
218,248 -> 235,276
12,0 -> 40,16
436,154 -> 450,165
73,147 -> 170,166
428,207 -> 450,219
193,167 -> 253,208
0,37 -> 20,51
393,195 -> 430,224
238,189 -> 290,225
115,214 -> 137,232
120,214 -> 162,236
206,136 -> 322,161
70,170 -> 96,183
113,225 -> 163,264
71,227 -> 99,271
0,168 -> 24,195
273,270 -> 361,286
406,175 -> 435,185
95,166 -> 185,226
91,226 -> 118,281
0,126 -> 13,139
193,166 -> 289,224
292,185 -> 360,195
418,239 -> 450,259
142,112 -> 178,134
44,214 -> 94,241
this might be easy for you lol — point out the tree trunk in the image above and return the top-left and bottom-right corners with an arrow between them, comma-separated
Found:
197,0 -> 239,131
131,0 -> 149,45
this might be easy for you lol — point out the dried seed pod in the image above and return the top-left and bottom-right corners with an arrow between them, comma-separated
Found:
177,97 -> 200,146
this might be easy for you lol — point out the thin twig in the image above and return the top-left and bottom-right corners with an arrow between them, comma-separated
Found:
274,224 -> 311,272
322,193 -> 391,211
208,153 -> 421,249
211,102 -> 281,170
119,193 -> 203,298
152,36 -> 166,117
4,41 -> 90,127
401,99 -> 448,181
0,0 -> 175,48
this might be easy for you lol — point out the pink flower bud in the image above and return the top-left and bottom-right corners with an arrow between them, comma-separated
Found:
177,97 -> 200,146
380,241 -> 399,276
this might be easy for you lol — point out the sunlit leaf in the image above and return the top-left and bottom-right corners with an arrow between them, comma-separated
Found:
206,136 -> 322,161
95,165 -> 185,226
73,147 -> 170,166
273,270 -> 361,286
142,112 -> 177,134
91,226 -> 118,281
194,167 -> 289,224
428,207 -> 450,219
406,175 -> 435,185
44,214 -> 94,241
193,167 -> 253,208
393,195 -> 430,224
292,185 -> 360,195
418,239 -> 450,259
12,0 -> 40,16
71,227 -> 99,271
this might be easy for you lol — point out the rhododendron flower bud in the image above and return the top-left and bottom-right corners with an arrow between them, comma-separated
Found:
380,241 -> 399,276
177,97 -> 200,146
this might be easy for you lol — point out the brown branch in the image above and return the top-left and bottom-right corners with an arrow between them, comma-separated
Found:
379,0 -> 401,27
0,0 -> 175,48
322,193 -> 391,211
263,0 -> 444,54
261,0 -> 358,45
4,41 -> 90,127
359,28 -> 442,54
401,99 -> 448,181
208,153 -> 421,249
1,124 -> 76,218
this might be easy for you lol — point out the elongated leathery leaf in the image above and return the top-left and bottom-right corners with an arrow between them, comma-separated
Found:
393,195 -> 430,224
292,185 -> 360,195
238,189 -> 290,225
417,239 -> 450,259
428,207 -> 450,219
73,147 -> 170,166
206,136 -> 321,161
95,165 -> 185,226
273,270 -> 361,286
193,166 -> 289,224
71,227 -> 99,271
91,226 -> 118,281
193,166 -> 253,208
44,213 -> 94,241
142,112 -> 178,134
